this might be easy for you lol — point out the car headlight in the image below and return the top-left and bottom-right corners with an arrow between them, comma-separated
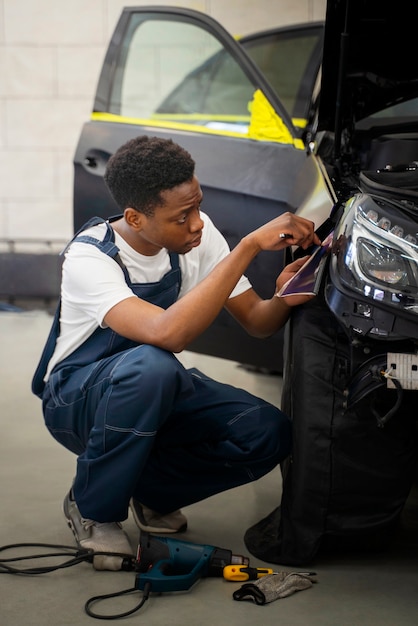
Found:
357,238 -> 410,286
331,193 -> 418,316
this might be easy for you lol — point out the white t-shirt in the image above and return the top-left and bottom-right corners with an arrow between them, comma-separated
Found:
45,212 -> 251,378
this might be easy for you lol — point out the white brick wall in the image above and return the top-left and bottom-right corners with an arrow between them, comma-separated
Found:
0,0 -> 326,241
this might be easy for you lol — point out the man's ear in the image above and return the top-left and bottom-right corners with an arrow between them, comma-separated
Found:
124,207 -> 144,230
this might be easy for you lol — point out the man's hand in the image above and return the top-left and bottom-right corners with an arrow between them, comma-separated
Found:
245,212 -> 321,254
275,256 -> 316,308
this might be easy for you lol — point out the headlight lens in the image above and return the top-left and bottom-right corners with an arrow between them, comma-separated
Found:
357,239 -> 409,286
332,193 -> 418,314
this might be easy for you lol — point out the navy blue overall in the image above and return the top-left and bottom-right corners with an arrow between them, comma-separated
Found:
32,217 -> 291,522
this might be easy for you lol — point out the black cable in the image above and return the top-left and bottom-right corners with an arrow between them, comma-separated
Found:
84,582 -> 152,620
0,542 -> 135,575
0,542 -> 93,574
1,542 -> 147,619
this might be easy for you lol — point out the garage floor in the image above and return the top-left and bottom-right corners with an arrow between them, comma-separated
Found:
1,310 -> 417,625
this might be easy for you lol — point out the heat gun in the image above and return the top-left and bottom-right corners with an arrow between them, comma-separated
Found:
135,532 -> 249,593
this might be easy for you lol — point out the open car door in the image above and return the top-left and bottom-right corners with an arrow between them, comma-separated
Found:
73,6 -> 325,370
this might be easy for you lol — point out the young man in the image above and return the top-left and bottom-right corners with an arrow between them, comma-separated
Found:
32,135 -> 321,570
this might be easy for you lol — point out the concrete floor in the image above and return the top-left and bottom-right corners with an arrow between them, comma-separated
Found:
1,309 -> 417,625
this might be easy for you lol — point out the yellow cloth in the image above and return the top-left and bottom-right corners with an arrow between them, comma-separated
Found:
248,89 -> 303,148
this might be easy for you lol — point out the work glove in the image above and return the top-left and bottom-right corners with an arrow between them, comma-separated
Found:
233,571 -> 317,605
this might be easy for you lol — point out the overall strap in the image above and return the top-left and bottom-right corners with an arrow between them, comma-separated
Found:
31,301 -> 62,397
61,216 -> 120,259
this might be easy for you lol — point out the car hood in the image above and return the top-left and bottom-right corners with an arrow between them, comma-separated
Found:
318,0 -> 418,134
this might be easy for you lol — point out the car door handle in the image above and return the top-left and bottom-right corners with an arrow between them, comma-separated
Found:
81,149 -> 110,176
84,156 -> 98,168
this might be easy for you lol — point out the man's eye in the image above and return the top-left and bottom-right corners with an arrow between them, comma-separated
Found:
177,214 -> 187,224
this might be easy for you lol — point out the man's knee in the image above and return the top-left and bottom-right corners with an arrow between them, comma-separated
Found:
112,345 -> 194,396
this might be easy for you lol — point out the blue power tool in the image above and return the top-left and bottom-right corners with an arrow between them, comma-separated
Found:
135,532 -> 250,593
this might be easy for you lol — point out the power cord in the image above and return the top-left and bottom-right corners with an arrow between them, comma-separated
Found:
84,582 -> 151,620
0,542 -> 151,620
0,542 -> 95,574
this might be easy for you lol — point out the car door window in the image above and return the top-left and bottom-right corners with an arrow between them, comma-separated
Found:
110,16 -> 255,132
104,13 -> 294,139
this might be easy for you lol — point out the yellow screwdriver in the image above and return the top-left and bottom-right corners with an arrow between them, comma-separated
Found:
223,565 -> 275,582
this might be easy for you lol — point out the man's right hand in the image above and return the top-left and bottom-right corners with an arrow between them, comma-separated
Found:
244,212 -> 321,254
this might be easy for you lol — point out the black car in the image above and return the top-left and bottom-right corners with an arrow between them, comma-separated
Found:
73,1 -> 418,371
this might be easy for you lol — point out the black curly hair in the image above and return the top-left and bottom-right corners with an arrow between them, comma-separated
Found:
104,135 -> 195,216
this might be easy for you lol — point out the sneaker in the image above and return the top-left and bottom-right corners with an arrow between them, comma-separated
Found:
63,489 -> 134,571
129,498 -> 187,533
